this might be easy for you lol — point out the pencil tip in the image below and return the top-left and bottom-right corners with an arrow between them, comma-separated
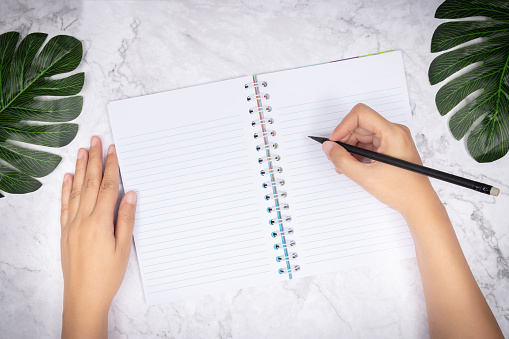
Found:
309,136 -> 326,143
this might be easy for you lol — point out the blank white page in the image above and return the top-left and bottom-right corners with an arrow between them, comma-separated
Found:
108,77 -> 278,304
259,51 -> 415,277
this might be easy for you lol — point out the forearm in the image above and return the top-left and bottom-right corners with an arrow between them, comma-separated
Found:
404,194 -> 502,338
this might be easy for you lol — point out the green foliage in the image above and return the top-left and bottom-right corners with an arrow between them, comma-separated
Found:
429,0 -> 509,163
0,32 -> 84,197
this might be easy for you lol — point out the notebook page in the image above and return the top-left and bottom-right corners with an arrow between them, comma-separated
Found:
108,77 -> 278,304
259,51 -> 415,277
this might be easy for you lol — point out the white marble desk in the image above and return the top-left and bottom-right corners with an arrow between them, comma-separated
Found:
1,0 -> 508,337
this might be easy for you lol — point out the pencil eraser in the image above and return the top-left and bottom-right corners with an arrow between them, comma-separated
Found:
490,187 -> 500,196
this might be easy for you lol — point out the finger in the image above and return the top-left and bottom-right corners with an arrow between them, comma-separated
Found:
322,141 -> 370,184
329,103 -> 392,142
79,136 -> 103,216
69,148 -> 89,220
95,145 -> 119,219
356,142 -> 377,152
340,132 -> 375,147
60,173 -> 73,229
115,191 -> 137,255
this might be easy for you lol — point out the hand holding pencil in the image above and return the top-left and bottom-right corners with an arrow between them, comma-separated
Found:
319,103 -> 451,218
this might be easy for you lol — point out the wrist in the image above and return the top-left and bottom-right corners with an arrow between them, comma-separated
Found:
400,189 -> 447,227
62,290 -> 109,339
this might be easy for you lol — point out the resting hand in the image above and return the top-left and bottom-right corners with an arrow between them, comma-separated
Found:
60,136 -> 137,338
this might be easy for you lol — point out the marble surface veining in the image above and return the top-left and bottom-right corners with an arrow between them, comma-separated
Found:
1,0 -> 508,338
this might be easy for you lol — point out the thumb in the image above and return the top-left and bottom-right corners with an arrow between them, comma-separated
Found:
322,141 -> 370,182
115,191 -> 137,254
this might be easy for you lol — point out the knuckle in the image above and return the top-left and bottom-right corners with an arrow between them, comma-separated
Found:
70,189 -> 81,200
119,211 -> 136,225
88,149 -> 100,160
353,103 -> 367,111
100,179 -> 117,192
83,177 -> 100,189
397,124 -> 411,135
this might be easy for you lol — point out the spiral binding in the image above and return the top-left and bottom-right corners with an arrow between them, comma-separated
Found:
245,75 -> 299,278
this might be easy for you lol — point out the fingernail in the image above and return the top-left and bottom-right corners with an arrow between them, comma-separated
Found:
77,148 -> 86,159
90,136 -> 98,147
108,145 -> 115,155
63,173 -> 71,182
125,191 -> 137,205
322,142 -> 333,159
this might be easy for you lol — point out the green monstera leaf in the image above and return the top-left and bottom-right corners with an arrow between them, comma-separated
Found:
0,32 -> 84,197
429,0 -> 509,163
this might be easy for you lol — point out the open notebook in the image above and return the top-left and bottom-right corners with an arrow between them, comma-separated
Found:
108,50 -> 415,305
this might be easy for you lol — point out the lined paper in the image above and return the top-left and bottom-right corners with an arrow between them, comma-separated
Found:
260,51 -> 415,277
109,77 -> 274,304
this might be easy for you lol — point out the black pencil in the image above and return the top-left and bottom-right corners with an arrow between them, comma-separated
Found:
308,136 -> 500,196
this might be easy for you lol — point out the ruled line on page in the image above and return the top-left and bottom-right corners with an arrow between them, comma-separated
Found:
146,256 -> 268,281
147,270 -> 272,294
143,245 -> 266,269
141,238 -> 265,261
117,115 -> 235,141
302,226 -> 409,249
135,189 -> 254,214
136,223 -> 261,248
304,236 -> 414,259
135,208 -> 259,229
274,87 -> 402,111
121,135 -> 240,167
299,215 -> 405,237
277,96 -> 403,120
138,231 -> 263,255
304,243 -> 415,265
136,215 -> 258,237
147,263 -> 270,288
